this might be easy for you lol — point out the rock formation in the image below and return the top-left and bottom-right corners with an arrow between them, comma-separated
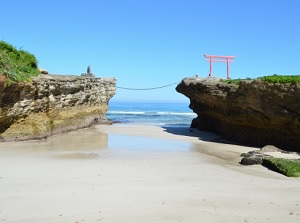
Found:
38,68 -> 49,74
0,74 -> 116,141
176,77 -> 300,152
240,145 -> 281,165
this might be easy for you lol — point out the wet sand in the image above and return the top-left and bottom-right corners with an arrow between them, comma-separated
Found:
0,124 -> 299,223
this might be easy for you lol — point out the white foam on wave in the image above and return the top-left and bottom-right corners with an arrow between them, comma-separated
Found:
108,111 -> 196,116
107,111 -> 145,115
157,112 -> 196,116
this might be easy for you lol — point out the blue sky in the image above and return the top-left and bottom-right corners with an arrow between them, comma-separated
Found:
1,0 -> 299,102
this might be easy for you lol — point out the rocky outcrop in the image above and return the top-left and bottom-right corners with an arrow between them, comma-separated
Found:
240,145 -> 280,165
38,68 -> 49,74
176,77 -> 300,152
0,74 -> 116,141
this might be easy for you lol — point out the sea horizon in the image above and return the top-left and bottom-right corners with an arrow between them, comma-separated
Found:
107,100 -> 196,127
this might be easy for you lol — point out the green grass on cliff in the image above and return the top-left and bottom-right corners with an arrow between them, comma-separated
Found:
220,78 -> 252,84
221,74 -> 300,85
259,74 -> 300,83
0,41 -> 39,85
263,158 -> 300,177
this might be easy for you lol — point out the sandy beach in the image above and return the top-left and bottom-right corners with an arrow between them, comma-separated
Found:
0,124 -> 299,223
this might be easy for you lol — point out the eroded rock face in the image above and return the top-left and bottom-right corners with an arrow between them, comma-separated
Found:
176,77 -> 300,152
0,74 -> 116,141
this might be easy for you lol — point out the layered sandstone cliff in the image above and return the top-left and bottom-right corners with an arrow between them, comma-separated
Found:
0,74 -> 116,141
176,77 -> 300,152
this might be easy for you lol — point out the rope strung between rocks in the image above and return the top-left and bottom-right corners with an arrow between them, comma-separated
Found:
116,81 -> 180,90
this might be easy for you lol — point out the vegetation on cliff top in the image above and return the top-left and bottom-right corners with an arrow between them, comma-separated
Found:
220,77 -> 251,84
0,41 -> 39,85
259,74 -> 300,83
221,74 -> 300,85
263,158 -> 300,177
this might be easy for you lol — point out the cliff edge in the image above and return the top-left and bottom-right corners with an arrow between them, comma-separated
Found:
176,77 -> 300,152
0,74 -> 116,141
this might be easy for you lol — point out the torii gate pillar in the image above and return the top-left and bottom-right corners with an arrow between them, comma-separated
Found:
204,54 -> 235,79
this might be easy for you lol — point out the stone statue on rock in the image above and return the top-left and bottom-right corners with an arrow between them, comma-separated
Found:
81,65 -> 95,77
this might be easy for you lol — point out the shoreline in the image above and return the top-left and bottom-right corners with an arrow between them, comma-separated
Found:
0,124 -> 299,223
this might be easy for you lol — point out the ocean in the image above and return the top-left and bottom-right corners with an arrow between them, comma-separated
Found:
107,101 -> 197,127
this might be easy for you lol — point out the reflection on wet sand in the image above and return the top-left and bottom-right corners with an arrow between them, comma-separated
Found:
57,152 -> 99,159
0,126 -> 108,155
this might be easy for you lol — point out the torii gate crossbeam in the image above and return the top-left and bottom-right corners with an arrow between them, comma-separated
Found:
204,54 -> 235,79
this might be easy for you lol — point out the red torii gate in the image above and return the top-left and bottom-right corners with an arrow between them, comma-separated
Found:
204,54 -> 235,79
